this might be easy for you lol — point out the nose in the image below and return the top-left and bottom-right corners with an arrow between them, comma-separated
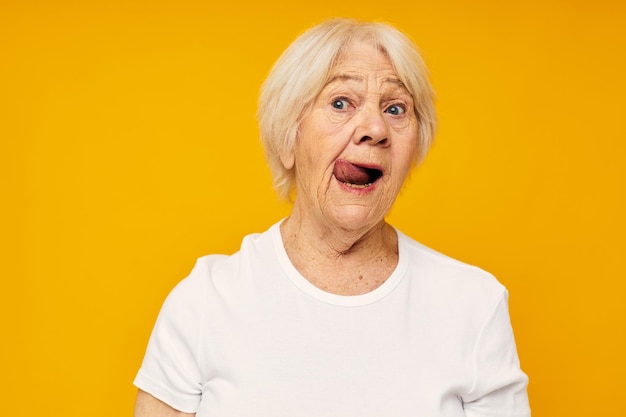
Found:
353,103 -> 389,147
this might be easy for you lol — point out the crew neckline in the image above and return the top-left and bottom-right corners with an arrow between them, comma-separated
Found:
270,220 -> 409,307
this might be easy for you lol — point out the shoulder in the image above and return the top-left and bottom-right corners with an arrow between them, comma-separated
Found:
397,229 -> 506,303
168,223 -> 280,302
168,254 -> 230,297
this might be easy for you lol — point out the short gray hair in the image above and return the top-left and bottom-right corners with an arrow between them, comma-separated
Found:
258,18 -> 437,201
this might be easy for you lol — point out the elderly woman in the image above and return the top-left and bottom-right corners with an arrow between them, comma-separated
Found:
134,19 -> 530,417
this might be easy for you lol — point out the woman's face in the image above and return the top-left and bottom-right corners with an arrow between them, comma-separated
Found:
284,41 -> 419,232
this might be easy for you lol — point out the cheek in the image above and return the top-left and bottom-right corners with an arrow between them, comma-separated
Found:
391,145 -> 418,185
403,129 -> 420,164
294,142 -> 327,188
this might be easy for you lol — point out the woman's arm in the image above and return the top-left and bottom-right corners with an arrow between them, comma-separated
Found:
134,390 -> 196,417
462,292 -> 530,416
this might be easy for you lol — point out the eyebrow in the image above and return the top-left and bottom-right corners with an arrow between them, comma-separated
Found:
324,74 -> 407,89
325,74 -> 363,85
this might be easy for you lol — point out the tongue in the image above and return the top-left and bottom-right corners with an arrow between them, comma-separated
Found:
333,159 -> 371,185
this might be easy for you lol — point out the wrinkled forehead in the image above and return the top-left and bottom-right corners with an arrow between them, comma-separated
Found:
326,42 -> 408,93
332,39 -> 391,70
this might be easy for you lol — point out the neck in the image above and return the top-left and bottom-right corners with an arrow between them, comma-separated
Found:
279,203 -> 399,295
282,201 -> 393,256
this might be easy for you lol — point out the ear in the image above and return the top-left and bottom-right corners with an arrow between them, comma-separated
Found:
279,149 -> 295,170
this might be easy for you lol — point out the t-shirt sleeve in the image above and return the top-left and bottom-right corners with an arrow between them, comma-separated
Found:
133,261 -> 209,413
462,290 -> 531,417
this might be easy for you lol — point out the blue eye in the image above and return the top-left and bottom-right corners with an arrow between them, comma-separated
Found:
332,99 -> 349,110
386,104 -> 405,115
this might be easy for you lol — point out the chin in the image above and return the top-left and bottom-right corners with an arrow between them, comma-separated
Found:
326,205 -> 386,232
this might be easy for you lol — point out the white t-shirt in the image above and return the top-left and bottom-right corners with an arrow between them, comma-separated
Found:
134,222 -> 530,416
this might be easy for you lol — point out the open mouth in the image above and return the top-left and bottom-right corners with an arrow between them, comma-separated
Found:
333,159 -> 383,189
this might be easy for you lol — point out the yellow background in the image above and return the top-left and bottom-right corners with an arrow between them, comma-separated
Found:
2,0 -> 624,415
